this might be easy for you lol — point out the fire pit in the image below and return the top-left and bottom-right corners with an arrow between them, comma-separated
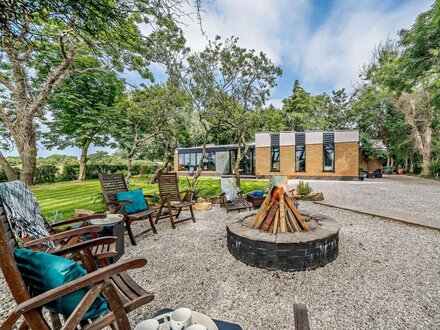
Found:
226,182 -> 340,272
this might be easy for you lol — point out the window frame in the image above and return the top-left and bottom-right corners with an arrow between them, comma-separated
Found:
271,146 -> 280,172
295,144 -> 306,172
322,143 -> 335,172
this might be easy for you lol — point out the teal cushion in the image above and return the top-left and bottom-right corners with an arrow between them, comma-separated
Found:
115,188 -> 148,214
14,249 -> 108,320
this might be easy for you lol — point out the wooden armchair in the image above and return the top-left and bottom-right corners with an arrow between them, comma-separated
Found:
99,173 -> 157,246
0,203 -> 154,330
155,172 -> 196,229
220,177 -> 253,213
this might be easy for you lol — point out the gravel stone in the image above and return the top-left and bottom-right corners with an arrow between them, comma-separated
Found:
0,175 -> 439,329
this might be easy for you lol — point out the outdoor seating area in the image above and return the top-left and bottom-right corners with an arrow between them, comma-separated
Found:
0,175 -> 438,328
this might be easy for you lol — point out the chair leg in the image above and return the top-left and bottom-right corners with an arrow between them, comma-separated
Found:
155,201 -> 165,224
190,205 -> 196,223
149,214 -> 158,234
125,219 -> 137,246
167,202 -> 176,229
176,207 -> 182,218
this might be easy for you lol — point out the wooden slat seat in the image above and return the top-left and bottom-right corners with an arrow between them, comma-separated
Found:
220,177 -> 254,213
90,242 -> 117,260
99,173 -> 158,246
155,172 -> 196,229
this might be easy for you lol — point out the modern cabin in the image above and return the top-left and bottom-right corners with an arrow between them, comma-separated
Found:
174,130 -> 360,180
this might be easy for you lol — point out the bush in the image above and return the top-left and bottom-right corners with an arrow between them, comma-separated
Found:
60,164 -> 80,181
35,164 -> 58,183
297,181 -> 312,196
429,161 -> 440,179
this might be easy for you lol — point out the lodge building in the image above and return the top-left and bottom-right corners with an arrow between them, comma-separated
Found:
174,130 -> 360,180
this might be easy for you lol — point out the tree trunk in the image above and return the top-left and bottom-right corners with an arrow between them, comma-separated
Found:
16,127 -> 37,186
421,151 -> 431,176
233,132 -> 249,188
190,128 -> 211,189
149,158 -> 171,184
126,157 -> 133,182
78,139 -> 91,181
0,151 -> 18,181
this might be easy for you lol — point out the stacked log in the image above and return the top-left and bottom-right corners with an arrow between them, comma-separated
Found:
250,184 -> 308,234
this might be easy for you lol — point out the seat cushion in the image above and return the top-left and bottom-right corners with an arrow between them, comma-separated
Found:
14,249 -> 108,320
115,188 -> 148,214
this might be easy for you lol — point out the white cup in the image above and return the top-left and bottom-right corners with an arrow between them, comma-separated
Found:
164,308 -> 192,330
187,325 -> 207,330
134,319 -> 160,330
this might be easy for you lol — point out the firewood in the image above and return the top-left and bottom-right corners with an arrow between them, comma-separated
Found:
279,187 -> 285,228
261,201 -> 279,231
284,192 -> 309,230
272,210 -> 280,234
287,208 -> 301,232
251,188 -> 274,228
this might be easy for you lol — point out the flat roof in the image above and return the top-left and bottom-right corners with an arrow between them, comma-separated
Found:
176,142 -> 255,153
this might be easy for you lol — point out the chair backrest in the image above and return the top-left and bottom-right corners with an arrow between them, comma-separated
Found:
99,173 -> 129,213
157,172 -> 181,202
0,200 -> 51,328
220,177 -> 239,201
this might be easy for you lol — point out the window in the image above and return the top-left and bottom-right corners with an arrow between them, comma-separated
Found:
323,143 -> 335,171
178,154 -> 184,171
271,147 -> 280,172
202,152 -> 216,171
295,145 -> 306,172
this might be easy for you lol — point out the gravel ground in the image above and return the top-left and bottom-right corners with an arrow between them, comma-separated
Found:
0,176 -> 439,329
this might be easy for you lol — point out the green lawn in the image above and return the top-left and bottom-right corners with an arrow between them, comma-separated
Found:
31,176 -> 269,221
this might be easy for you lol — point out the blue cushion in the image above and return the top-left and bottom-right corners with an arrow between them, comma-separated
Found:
115,188 -> 148,214
14,249 -> 108,320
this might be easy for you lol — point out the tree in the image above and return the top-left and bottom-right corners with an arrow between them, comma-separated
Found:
42,68 -> 124,180
114,84 -> 191,181
282,80 -> 326,131
316,89 -> 353,130
0,0 -> 185,184
173,36 -> 281,187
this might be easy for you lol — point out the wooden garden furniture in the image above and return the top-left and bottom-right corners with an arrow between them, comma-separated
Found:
155,172 -> 196,229
0,203 -> 155,330
99,173 -> 157,246
220,177 -> 253,213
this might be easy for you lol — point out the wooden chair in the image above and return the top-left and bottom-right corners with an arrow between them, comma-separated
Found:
155,172 -> 196,229
0,201 -> 154,330
99,173 -> 157,246
220,177 -> 253,213
0,181 -> 117,267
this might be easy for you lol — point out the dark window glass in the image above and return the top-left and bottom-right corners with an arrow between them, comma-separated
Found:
182,154 -> 190,171
178,154 -> 184,171
323,143 -> 335,171
271,147 -> 280,172
189,153 -> 196,168
295,145 -> 306,172
196,152 -> 202,168
239,149 -> 253,174
203,152 -> 216,171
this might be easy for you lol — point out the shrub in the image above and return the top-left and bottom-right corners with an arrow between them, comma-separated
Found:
34,164 -> 58,183
297,181 -> 312,196
429,161 -> 440,179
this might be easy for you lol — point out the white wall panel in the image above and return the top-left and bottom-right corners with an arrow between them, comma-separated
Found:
335,131 -> 359,143
280,132 -> 295,146
305,132 -> 323,144
255,133 -> 271,147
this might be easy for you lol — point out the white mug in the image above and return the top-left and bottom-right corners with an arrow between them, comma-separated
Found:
187,325 -> 207,330
164,308 -> 192,330
134,319 -> 160,330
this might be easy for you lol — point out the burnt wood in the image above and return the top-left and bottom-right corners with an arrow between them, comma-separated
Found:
99,173 -> 158,246
155,172 -> 196,229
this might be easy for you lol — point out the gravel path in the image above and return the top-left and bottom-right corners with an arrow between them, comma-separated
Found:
0,176 -> 439,329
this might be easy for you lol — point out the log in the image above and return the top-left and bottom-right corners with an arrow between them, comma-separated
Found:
287,208 -> 301,232
272,210 -> 280,234
284,192 -> 309,230
260,202 -> 279,231
279,187 -> 285,231
251,187 -> 274,228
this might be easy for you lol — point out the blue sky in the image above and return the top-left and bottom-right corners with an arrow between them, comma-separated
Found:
5,0 -> 433,157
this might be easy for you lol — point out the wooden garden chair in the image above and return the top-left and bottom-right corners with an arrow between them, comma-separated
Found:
220,177 -> 253,213
99,173 -> 157,246
0,181 -> 117,268
0,207 -> 155,330
155,172 -> 196,229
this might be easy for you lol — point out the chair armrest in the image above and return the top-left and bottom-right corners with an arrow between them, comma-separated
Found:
51,214 -> 107,227
51,236 -> 117,257
108,200 -> 133,205
23,225 -> 104,248
15,258 -> 148,314
144,194 -> 155,198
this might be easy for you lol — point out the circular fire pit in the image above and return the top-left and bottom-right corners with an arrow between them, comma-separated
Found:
226,211 -> 340,272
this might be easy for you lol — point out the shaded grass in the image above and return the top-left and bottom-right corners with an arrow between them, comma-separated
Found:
31,177 -> 269,221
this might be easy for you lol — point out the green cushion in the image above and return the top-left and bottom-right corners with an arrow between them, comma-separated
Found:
115,188 -> 148,214
14,249 -> 108,320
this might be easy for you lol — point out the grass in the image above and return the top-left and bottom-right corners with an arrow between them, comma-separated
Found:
31,176 -> 269,221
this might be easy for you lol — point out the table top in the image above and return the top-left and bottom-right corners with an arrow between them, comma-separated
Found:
153,309 -> 243,330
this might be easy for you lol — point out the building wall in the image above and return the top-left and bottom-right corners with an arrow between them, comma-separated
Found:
360,157 -> 382,172
255,131 -> 359,179
173,152 -> 179,171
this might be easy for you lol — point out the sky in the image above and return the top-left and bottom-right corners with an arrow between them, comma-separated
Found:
4,0 -> 433,157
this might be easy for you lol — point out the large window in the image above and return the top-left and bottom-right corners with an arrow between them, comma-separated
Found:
295,145 -> 306,172
323,143 -> 335,171
271,147 -> 280,172
202,152 -> 216,171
